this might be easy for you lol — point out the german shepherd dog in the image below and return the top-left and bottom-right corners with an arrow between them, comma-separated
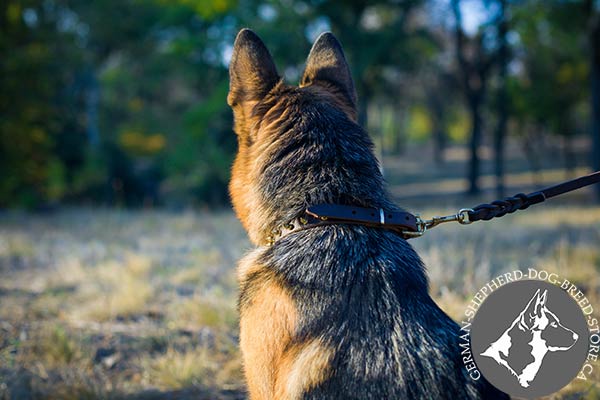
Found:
228,29 -> 508,399
481,289 -> 579,388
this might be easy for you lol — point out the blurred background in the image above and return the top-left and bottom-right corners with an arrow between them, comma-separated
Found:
1,0 -> 599,209
2,0 -> 600,399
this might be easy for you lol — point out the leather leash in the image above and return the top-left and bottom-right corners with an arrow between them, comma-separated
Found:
266,170 -> 600,245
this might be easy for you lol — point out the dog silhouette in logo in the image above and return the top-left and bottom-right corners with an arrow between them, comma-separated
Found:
480,289 -> 579,388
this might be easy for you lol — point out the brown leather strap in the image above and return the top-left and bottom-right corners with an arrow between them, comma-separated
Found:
266,171 -> 600,245
266,204 -> 419,245
305,204 -> 419,231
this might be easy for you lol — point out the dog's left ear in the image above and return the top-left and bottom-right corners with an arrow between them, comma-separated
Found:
300,32 -> 357,119
228,29 -> 279,107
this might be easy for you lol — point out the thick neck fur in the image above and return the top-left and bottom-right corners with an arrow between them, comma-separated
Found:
230,83 -> 397,245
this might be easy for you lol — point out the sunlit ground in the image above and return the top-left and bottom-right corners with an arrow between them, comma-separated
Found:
1,204 -> 599,399
1,138 -> 600,399
0,210 -> 246,399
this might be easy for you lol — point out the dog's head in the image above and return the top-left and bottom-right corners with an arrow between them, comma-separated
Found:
228,29 -> 373,244
519,289 -> 578,351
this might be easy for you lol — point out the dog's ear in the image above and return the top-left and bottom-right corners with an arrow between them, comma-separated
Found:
300,32 -> 357,118
520,289 -> 542,329
535,290 -> 548,312
530,289 -> 547,319
228,29 -> 279,107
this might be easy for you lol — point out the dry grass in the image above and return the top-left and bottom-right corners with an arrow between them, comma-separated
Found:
0,209 -> 246,399
1,204 -> 599,399
140,344 -> 242,391
71,254 -> 154,322
166,295 -> 237,331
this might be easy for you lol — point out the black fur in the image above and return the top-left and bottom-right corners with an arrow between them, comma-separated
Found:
233,30 -> 509,400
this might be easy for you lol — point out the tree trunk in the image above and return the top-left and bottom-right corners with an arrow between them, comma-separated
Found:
452,0 -> 493,196
522,132 -> 542,187
85,68 -> 100,148
494,0 -> 508,198
563,135 -> 575,178
427,91 -> 446,166
468,97 -> 482,195
357,82 -> 370,129
494,112 -> 507,197
396,107 -> 407,155
433,127 -> 446,166
590,8 -> 600,201
358,100 -> 368,130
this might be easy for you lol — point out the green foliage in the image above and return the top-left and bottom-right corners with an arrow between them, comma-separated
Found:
447,109 -> 470,143
0,1 -> 82,207
508,1 -> 589,135
164,80 -> 235,206
406,106 -> 433,142
0,0 -> 595,207
1,0 -> 239,208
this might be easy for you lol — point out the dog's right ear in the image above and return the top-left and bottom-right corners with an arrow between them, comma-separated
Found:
300,32 -> 357,120
534,290 -> 548,316
227,29 -> 279,107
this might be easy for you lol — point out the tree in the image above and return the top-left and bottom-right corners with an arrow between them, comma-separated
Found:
0,0 -> 86,207
244,0 -> 434,128
508,1 -> 589,179
587,0 -> 600,201
493,0 -> 509,198
451,0 -> 497,195
312,0 -> 430,128
423,69 -> 456,166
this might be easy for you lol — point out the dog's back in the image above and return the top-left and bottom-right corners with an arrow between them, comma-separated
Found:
243,228 -> 504,399
229,29 -> 508,399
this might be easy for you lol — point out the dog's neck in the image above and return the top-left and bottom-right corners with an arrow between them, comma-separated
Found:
248,101 -> 397,246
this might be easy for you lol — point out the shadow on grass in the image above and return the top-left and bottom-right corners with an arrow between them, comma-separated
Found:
1,369 -> 246,400
124,387 -> 245,400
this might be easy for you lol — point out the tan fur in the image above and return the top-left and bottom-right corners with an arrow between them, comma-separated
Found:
229,84 -> 355,246
275,339 -> 335,399
231,86 -> 341,400
238,252 -> 333,399
229,143 -> 262,244
238,263 -> 298,399
229,128 -> 273,245
228,29 -> 507,400
229,30 -> 346,399
236,248 -> 265,282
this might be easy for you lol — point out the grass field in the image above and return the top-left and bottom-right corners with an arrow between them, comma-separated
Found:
1,137 -> 600,399
1,203 -> 600,399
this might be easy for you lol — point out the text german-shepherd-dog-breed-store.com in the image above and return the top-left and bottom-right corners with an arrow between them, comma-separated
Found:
227,28 -> 509,400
